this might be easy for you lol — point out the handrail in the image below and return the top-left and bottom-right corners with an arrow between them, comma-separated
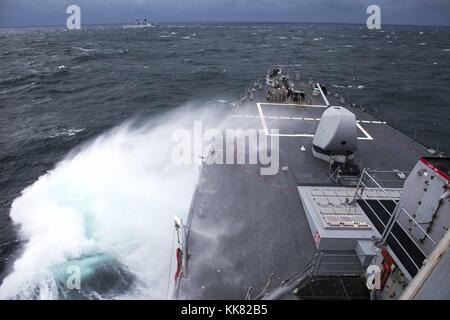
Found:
255,256 -> 317,300
351,168 -> 439,276
253,273 -> 274,300
244,287 -> 252,300
258,251 -> 372,300
358,178 -> 399,240
326,167 -> 340,183
357,169 -> 436,250
351,169 -> 402,239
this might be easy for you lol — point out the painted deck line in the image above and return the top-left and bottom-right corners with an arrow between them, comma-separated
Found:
266,132 -> 374,140
266,133 -> 316,137
234,114 -> 386,126
258,102 -> 328,108
256,102 -> 269,135
356,122 -> 374,141
256,102 -> 374,141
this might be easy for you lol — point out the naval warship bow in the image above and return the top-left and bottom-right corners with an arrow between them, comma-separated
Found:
171,66 -> 450,300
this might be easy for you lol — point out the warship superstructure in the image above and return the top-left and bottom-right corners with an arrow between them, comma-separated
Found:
123,19 -> 158,28
171,66 -> 450,300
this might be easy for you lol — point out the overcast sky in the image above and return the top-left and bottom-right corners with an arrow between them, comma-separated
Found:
0,0 -> 449,27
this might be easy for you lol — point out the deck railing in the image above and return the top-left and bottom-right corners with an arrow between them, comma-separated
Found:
351,169 -> 437,277
249,251 -> 371,300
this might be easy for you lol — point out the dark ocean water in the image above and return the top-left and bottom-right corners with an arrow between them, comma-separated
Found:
0,23 -> 449,299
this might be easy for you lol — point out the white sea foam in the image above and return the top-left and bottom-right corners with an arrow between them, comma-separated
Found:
46,128 -> 85,138
72,47 -> 97,52
332,84 -> 365,90
0,105 -> 219,299
0,82 -> 36,95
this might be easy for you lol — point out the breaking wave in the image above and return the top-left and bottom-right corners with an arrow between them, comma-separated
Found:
0,107 -> 210,299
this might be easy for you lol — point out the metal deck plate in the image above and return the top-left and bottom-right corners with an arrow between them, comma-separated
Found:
178,74 -> 432,299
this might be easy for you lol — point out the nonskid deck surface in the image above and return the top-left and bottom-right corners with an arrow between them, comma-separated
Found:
178,77 -> 433,299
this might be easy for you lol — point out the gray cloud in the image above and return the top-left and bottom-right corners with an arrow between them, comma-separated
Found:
0,0 -> 449,27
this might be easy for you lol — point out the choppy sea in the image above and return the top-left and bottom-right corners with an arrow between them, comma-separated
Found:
0,23 -> 449,299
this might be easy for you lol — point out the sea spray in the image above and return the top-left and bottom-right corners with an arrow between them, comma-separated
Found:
0,104 -> 225,299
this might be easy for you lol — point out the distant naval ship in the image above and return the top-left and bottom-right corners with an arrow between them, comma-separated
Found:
170,66 -> 450,300
123,19 -> 158,28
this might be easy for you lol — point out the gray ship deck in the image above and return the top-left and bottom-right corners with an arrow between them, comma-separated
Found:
177,76 -> 433,300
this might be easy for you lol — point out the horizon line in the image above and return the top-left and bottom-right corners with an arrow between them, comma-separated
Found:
1,20 -> 450,29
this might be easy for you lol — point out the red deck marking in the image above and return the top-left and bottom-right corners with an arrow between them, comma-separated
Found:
420,157 -> 450,181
